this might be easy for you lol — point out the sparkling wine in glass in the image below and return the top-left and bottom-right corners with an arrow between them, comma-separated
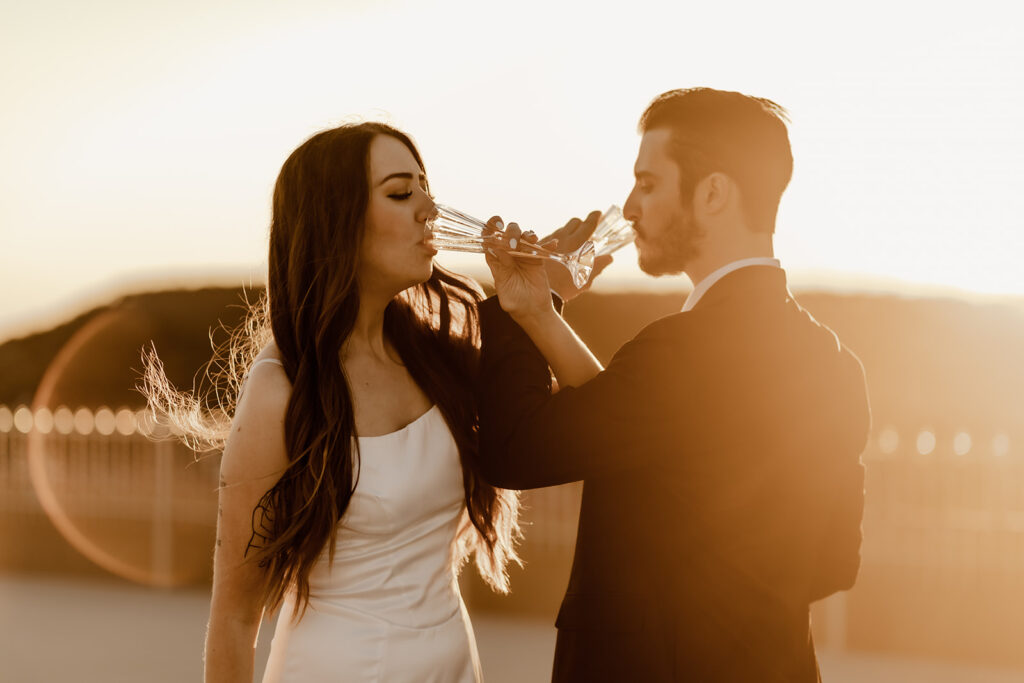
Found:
427,204 -> 596,288
590,205 -> 635,257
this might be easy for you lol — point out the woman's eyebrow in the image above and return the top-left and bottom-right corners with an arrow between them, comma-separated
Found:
376,172 -> 426,186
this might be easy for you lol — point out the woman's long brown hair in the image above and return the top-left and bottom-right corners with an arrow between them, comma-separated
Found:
144,122 -> 519,617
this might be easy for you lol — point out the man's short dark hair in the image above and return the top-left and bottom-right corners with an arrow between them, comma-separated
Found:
639,88 -> 793,233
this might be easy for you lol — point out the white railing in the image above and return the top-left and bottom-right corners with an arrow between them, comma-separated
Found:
2,405 -> 1023,591
0,404 -> 219,586
860,423 -> 1024,573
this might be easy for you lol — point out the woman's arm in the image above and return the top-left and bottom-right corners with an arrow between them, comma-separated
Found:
205,362 -> 291,683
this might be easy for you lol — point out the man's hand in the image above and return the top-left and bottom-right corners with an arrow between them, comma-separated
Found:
540,210 -> 614,301
483,217 -> 556,324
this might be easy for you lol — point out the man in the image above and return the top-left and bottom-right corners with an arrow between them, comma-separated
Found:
478,88 -> 871,681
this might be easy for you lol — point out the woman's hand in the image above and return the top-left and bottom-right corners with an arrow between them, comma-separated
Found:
483,217 -> 555,325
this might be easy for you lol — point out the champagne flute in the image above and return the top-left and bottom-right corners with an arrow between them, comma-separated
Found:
590,205 -> 635,257
428,204 -> 596,288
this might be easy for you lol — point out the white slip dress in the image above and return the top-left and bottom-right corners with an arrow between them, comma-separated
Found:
256,360 -> 483,683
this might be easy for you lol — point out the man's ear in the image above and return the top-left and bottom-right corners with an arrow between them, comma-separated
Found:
693,172 -> 732,216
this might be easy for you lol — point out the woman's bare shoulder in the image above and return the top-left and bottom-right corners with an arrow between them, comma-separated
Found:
223,343 -> 291,480
241,341 -> 290,406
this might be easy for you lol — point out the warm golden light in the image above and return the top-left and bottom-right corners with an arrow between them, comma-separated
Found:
2,3 -> 1022,681
2,0 -> 1023,343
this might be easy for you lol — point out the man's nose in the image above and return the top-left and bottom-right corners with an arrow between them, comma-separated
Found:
623,190 -> 640,222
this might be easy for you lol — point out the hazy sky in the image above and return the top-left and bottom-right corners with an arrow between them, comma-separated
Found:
2,0 -> 1022,340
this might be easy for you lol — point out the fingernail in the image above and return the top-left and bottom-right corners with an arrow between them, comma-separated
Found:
495,219 -> 504,230
508,237 -> 518,249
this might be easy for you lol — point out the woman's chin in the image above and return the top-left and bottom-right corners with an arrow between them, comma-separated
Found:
397,262 -> 434,292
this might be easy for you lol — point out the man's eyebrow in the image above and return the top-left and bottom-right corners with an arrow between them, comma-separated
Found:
376,172 -> 426,186
634,170 -> 655,179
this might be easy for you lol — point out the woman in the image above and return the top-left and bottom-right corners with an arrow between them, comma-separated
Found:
144,122 -> 520,682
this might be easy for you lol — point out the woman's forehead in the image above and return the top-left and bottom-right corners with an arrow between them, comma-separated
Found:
369,135 -> 421,181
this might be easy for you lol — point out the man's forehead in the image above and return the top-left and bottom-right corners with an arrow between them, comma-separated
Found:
635,128 -> 675,171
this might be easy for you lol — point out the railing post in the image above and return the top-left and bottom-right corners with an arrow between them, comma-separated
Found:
152,440 -> 174,584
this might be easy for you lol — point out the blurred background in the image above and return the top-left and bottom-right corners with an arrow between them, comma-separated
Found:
2,1 -> 1022,681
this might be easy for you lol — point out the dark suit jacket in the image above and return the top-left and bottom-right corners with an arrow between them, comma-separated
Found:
477,266 -> 870,682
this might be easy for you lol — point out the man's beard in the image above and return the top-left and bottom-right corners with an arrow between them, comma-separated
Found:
637,207 -> 704,277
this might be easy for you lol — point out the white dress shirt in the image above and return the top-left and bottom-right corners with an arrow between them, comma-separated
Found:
681,257 -> 782,312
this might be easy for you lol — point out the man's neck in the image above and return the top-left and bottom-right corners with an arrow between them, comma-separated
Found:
686,250 -> 774,288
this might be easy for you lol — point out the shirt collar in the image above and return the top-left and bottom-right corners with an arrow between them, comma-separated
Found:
682,257 -> 782,312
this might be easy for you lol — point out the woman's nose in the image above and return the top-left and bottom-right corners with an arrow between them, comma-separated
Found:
417,190 -> 436,224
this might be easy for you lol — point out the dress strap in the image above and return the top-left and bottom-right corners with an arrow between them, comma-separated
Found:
239,358 -> 285,400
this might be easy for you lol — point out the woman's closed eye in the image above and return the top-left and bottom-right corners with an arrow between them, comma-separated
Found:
388,190 -> 414,200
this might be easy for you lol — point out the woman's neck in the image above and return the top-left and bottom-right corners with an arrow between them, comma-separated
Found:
344,290 -> 394,364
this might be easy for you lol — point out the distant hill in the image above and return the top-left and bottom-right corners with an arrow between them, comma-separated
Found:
2,286 -> 1023,436
0,288 -> 259,408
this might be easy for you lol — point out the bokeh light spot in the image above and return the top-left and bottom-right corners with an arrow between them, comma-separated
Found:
115,409 -> 137,436
53,407 -> 75,435
916,430 -> 936,455
33,408 -> 54,435
14,406 -> 33,434
878,427 -> 900,455
0,405 -> 13,433
953,432 -> 972,456
993,433 -> 1010,457
73,408 -> 95,435
94,407 -> 116,436
135,409 -> 156,437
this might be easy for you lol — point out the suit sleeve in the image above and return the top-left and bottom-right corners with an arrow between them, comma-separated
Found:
476,296 -> 683,490
808,350 -> 871,600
